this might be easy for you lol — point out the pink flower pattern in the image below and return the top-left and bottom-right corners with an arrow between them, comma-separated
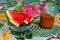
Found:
22,4 -> 38,17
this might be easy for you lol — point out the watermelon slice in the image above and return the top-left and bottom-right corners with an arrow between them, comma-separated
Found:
22,4 -> 38,17
6,10 -> 26,27
24,16 -> 33,24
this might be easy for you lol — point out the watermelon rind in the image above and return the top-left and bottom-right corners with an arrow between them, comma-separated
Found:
5,11 -> 16,27
5,12 -> 9,20
5,10 -> 20,27
6,10 -> 12,20
24,18 -> 33,24
7,19 -> 19,27
24,20 -> 29,24
8,20 -> 16,26
9,19 -> 19,27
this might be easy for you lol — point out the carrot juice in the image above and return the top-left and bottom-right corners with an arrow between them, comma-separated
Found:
40,11 -> 55,28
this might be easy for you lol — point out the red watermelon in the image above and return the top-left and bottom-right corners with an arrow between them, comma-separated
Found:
24,16 -> 33,24
6,10 -> 26,27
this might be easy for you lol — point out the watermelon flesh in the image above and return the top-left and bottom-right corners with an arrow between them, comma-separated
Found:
22,4 -> 38,17
6,10 -> 26,27
24,16 -> 33,24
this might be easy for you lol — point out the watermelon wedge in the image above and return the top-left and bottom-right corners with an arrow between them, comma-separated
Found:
24,16 -> 33,24
6,10 -> 26,27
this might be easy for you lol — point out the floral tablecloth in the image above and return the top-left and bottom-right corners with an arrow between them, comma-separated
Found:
0,0 -> 60,40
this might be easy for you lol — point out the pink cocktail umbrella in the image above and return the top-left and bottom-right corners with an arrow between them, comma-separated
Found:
22,4 -> 38,17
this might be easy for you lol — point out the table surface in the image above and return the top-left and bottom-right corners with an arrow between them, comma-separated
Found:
0,0 -> 60,40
